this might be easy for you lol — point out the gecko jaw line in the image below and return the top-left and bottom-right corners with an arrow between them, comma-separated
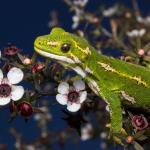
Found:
35,47 -> 75,64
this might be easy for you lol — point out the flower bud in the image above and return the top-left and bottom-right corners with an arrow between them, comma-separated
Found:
17,101 -> 33,117
23,57 -> 32,65
138,49 -> 145,56
126,136 -> 134,144
32,63 -> 44,73
4,45 -> 19,56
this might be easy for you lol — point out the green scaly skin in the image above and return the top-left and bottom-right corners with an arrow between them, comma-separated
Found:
34,27 -> 150,134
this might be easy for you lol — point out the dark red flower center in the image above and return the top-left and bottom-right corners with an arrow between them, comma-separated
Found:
4,46 -> 19,55
68,91 -> 79,103
132,115 -> 148,130
135,117 -> 145,127
0,84 -> 11,97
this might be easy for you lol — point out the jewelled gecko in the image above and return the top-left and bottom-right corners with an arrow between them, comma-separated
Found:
34,27 -> 150,134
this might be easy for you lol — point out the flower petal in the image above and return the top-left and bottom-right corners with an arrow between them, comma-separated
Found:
58,82 -> 69,94
0,69 -> 3,80
56,94 -> 67,105
11,85 -> 24,101
81,124 -> 93,141
0,97 -> 11,105
67,103 -> 81,112
7,67 -> 24,84
1,78 -> 10,84
79,91 -> 87,103
73,80 -> 85,91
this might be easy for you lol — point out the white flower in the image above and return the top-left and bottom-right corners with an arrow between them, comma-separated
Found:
72,21 -> 79,29
145,16 -> 150,24
138,29 -> 146,36
34,106 -> 52,121
72,15 -> 80,23
103,5 -> 118,17
0,67 -> 24,106
127,28 -> 146,38
56,80 -> 87,112
136,16 -> 145,23
100,132 -> 107,139
73,0 -> 88,7
137,16 -> 150,25
72,15 -> 80,29
81,123 -> 93,141
25,145 -> 35,150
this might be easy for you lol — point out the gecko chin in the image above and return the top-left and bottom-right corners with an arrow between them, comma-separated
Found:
34,47 -> 75,64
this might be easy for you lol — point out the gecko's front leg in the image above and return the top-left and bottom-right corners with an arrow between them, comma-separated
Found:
84,75 -> 123,133
101,89 -> 123,134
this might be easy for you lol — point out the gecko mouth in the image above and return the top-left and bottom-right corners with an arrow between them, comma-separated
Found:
34,46 -> 75,64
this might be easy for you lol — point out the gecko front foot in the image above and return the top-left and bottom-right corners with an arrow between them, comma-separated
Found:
106,125 -> 127,145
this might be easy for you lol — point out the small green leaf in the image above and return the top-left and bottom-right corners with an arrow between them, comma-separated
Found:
134,130 -> 145,139
133,141 -> 144,150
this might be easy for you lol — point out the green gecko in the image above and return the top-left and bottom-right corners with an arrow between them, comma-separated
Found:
34,27 -> 150,134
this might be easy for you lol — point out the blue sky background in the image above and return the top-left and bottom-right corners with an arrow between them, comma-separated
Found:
0,0 -> 150,149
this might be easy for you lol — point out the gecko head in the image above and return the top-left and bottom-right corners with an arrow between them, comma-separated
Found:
34,27 -> 92,65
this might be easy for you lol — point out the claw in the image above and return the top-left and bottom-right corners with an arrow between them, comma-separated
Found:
106,123 -> 128,145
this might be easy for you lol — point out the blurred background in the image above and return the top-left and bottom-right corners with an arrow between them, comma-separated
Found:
0,0 -> 150,149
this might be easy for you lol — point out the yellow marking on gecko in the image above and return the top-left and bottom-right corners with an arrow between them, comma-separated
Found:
71,40 -> 91,55
98,62 -> 148,87
70,53 -> 82,64
120,91 -> 136,104
47,41 -> 58,46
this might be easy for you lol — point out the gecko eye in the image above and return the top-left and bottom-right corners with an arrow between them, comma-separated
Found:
61,43 -> 71,53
